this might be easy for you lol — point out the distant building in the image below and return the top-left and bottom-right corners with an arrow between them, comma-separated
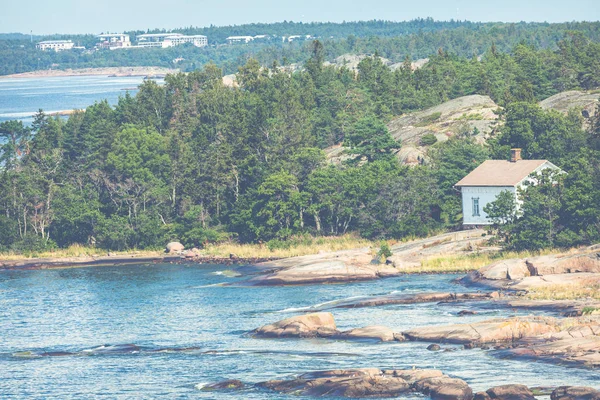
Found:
136,33 -> 207,48
36,40 -> 74,51
226,36 -> 254,44
96,33 -> 131,50
455,149 -> 562,225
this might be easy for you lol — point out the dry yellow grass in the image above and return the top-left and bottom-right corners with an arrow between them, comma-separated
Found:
203,235 -> 376,259
525,279 -> 600,301
0,244 -> 162,261
418,248 -> 566,273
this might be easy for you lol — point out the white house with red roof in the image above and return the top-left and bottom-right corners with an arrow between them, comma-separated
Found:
454,149 -> 561,225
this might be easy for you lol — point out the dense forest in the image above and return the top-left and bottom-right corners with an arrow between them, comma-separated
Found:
2,20 -> 600,75
0,31 -> 599,253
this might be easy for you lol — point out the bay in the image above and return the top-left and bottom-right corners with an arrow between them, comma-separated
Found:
0,75 -> 161,124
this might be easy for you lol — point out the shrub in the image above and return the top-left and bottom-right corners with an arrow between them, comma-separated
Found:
376,242 -> 392,260
420,134 -> 438,146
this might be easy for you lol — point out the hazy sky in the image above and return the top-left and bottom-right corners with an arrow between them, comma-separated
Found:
2,0 -> 599,35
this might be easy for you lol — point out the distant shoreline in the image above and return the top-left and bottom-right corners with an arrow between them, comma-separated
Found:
0,66 -> 179,79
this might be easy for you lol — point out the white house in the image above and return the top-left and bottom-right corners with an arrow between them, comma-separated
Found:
455,149 -> 561,225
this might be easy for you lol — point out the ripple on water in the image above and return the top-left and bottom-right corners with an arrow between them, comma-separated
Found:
1,266 -> 598,398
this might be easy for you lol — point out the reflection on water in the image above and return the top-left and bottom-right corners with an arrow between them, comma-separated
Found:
0,264 -> 598,398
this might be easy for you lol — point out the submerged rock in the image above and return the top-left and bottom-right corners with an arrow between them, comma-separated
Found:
427,344 -> 441,351
258,368 -> 472,399
200,379 -> 244,391
475,384 -> 535,400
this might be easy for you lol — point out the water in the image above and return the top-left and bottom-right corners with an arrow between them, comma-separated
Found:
0,264 -> 597,398
0,76 -> 160,124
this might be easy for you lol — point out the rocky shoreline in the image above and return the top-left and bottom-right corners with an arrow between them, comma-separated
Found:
0,66 -> 179,79
202,369 -> 600,399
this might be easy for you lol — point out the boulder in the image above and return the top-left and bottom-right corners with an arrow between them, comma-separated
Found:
253,312 -> 338,338
165,242 -> 184,254
201,379 -> 244,391
476,384 -> 535,400
479,259 -> 530,280
551,386 -> 600,400
413,376 -> 474,400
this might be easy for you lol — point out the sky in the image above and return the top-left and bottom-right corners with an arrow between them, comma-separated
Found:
2,0 -> 599,35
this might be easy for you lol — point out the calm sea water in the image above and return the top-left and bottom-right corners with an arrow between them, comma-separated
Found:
0,76 -> 159,124
0,264 -> 597,398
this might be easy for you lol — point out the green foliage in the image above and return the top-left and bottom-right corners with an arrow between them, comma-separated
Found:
345,116 -> 400,162
376,242 -> 392,260
419,134 -> 438,146
483,190 -> 518,243
1,32 -> 600,252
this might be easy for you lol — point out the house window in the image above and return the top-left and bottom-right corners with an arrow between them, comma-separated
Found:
472,197 -> 480,217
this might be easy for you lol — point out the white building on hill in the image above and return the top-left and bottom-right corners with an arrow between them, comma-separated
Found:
36,40 -> 74,51
97,33 -> 131,49
136,33 -> 207,48
455,149 -> 562,225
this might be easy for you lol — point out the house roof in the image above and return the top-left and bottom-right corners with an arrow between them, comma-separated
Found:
455,160 -> 550,187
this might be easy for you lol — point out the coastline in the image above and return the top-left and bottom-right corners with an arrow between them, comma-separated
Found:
0,66 -> 179,79
0,253 -> 282,271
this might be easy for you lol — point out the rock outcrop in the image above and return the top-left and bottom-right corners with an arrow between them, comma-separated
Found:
403,316 -> 560,345
258,368 -> 472,399
236,229 -> 490,286
540,90 -> 598,120
253,313 -> 404,342
461,251 -> 600,290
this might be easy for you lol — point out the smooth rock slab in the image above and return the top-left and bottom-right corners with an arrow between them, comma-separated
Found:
403,316 -> 559,345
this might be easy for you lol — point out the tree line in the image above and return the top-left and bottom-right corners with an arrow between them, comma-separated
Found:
2,20 -> 600,76
0,33 -> 599,253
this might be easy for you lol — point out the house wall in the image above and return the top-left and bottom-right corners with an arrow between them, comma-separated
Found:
460,161 -> 562,225
461,186 -> 516,225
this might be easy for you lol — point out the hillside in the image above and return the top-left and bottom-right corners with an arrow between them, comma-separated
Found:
2,20 -> 600,76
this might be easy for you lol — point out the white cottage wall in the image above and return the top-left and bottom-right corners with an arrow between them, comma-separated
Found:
461,186 -> 516,225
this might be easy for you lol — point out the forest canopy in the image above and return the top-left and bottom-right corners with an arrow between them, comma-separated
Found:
1,30 -> 599,253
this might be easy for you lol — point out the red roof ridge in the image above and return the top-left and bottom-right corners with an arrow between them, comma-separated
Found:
455,159 -> 551,187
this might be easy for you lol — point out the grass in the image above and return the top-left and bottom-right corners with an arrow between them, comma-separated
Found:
0,243 -> 162,261
0,235 -> 375,261
524,279 -> 600,301
415,111 -> 442,127
202,235 -> 375,259
456,112 -> 484,121
416,248 -> 566,274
